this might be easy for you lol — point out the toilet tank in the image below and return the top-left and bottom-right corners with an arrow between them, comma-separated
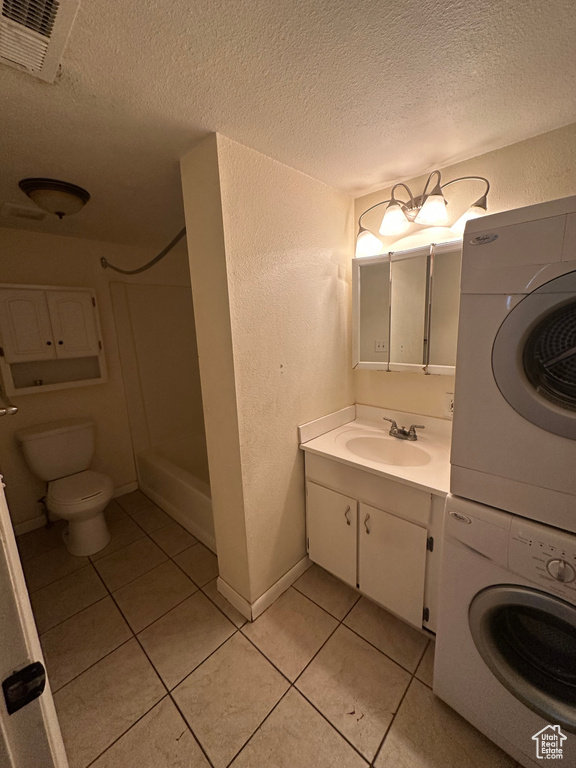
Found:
16,418 -> 96,481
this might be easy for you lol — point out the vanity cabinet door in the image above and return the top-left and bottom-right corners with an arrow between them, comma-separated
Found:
358,502 -> 427,628
306,482 -> 357,588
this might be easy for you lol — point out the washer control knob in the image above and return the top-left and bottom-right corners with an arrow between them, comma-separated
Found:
546,559 -> 575,583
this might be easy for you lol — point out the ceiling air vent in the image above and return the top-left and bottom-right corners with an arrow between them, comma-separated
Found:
0,0 -> 81,82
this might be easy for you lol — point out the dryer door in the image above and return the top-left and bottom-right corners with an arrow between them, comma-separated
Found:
469,585 -> 576,732
492,270 -> 576,439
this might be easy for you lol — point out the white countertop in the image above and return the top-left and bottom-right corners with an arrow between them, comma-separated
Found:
299,405 -> 451,495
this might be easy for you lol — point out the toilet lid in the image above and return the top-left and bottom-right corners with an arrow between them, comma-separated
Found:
48,471 -> 113,505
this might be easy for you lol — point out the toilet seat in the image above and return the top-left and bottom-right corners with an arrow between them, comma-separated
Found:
48,470 -> 113,506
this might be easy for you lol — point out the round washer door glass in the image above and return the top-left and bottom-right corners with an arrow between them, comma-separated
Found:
493,270 -> 576,439
469,585 -> 576,732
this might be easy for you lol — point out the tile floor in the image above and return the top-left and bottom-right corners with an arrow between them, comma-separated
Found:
17,490 -> 521,768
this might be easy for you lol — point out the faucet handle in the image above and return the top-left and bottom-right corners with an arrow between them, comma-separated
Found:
383,417 -> 398,428
408,424 -> 425,439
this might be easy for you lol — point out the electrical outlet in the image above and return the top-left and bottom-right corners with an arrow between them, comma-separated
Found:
445,393 -> 455,418
374,339 -> 387,353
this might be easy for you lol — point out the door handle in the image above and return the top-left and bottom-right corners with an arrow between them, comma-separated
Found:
364,512 -> 371,534
344,506 -> 351,526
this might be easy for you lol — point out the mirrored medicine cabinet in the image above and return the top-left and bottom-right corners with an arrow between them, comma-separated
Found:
352,241 -> 462,375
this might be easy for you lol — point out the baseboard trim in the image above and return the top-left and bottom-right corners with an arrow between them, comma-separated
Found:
216,578 -> 252,621
217,555 -> 312,622
113,481 -> 138,498
14,514 -> 46,536
251,556 -> 312,620
140,482 -> 217,553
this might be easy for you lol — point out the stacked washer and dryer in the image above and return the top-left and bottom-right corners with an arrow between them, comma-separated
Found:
433,196 -> 576,768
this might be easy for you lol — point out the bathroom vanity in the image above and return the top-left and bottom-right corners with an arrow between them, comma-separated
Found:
299,406 -> 450,633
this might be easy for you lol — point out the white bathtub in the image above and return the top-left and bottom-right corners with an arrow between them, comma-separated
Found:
136,435 -> 215,552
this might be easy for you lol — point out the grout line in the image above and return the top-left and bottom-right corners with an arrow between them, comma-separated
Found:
292,585 -> 362,621
82,693 -> 171,768
38,589 -> 110,637
49,635 -> 135,696
223,686 -> 294,768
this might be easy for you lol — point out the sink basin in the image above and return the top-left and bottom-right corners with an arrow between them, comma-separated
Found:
342,435 -> 431,467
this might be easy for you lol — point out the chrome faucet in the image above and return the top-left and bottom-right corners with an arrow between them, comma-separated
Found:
383,417 -> 425,441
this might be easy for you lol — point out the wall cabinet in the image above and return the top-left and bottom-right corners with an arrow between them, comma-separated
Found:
352,241 -> 461,374
0,285 -> 106,395
304,453 -> 443,631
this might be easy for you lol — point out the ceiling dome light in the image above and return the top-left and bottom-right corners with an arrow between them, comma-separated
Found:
19,178 -> 90,219
450,194 -> 488,235
355,226 -> 384,257
379,201 -> 410,236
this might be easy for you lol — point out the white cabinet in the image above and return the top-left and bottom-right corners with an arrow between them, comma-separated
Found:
0,289 -> 56,363
306,482 -> 357,588
358,502 -> 428,628
0,284 -> 106,395
305,453 -> 441,631
45,290 -> 100,358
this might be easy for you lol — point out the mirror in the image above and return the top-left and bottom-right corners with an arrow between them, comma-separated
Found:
390,252 -> 428,370
353,242 -> 461,374
357,259 -> 390,364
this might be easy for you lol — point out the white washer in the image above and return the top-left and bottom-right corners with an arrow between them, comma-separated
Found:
434,495 -> 576,768
451,195 -> 576,532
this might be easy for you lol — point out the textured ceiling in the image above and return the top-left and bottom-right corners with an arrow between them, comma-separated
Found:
0,0 -> 575,247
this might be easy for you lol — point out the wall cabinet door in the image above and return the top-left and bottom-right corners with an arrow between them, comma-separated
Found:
0,289 -> 56,363
358,502 -> 427,628
306,481 -> 357,588
47,290 -> 100,358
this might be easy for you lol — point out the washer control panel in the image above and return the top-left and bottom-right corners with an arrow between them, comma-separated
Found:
509,517 -> 576,602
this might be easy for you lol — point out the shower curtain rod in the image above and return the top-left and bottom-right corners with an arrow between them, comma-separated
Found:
100,228 -> 187,275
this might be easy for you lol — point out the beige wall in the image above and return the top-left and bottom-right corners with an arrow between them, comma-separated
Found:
182,134 -> 354,603
354,122 -> 576,416
0,227 -> 192,528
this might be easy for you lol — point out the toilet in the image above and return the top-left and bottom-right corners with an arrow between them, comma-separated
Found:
16,418 -> 113,557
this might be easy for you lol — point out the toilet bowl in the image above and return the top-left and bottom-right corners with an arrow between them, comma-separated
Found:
47,470 -> 113,556
16,418 -> 113,557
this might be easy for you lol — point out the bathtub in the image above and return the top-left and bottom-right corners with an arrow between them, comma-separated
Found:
136,435 -> 215,552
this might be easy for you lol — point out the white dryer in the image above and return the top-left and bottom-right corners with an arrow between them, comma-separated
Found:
451,195 -> 576,532
434,495 -> 576,768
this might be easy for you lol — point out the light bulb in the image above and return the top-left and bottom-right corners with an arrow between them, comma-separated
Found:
450,205 -> 487,235
355,228 -> 384,257
414,194 -> 448,225
379,202 -> 410,236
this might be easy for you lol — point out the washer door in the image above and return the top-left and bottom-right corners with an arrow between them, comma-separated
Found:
469,585 -> 576,732
492,270 -> 576,439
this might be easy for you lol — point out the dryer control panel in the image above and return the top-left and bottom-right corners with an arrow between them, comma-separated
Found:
509,517 -> 576,603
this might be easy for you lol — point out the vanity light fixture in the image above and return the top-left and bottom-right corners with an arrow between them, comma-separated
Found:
18,178 -> 90,219
355,171 -> 490,256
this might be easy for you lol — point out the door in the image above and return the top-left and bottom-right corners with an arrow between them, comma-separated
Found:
358,502 -> 427,628
492,269 -> 576,440
0,477 -> 68,768
0,289 -> 56,363
46,290 -> 100,359
469,584 -> 576,734
306,482 -> 357,588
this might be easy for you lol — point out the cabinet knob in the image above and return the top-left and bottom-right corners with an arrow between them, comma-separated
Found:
58,340 -> 63,345
364,512 -> 371,534
46,341 -> 52,346
344,506 -> 351,526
